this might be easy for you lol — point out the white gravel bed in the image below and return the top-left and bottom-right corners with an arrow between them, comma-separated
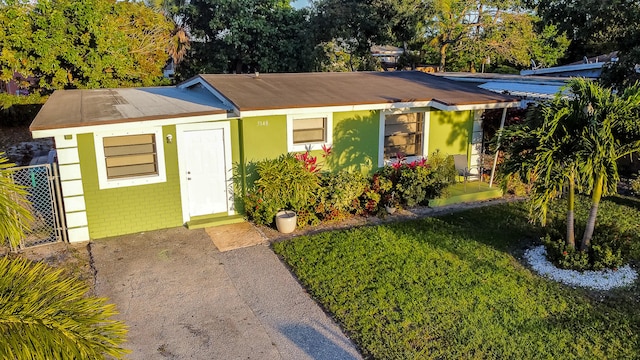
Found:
524,245 -> 638,291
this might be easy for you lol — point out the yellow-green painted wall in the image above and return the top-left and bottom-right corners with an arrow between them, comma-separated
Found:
328,110 -> 380,174
239,111 -> 381,175
428,110 -> 474,157
74,108 -> 474,239
229,119 -> 245,212
241,115 -> 287,163
78,126 -> 183,239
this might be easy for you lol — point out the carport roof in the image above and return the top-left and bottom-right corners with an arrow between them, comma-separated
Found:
194,71 -> 518,111
30,86 -> 229,131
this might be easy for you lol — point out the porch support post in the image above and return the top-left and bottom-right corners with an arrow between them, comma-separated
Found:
489,107 -> 508,188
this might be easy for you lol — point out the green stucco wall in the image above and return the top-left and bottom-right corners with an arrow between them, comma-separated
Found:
428,110 -> 473,157
78,125 -> 183,239
241,115 -> 287,163
229,119 -> 245,212
239,111 -> 380,176
328,110 -> 380,174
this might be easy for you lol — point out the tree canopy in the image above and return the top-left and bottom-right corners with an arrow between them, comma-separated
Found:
180,0 -> 313,76
417,0 -> 569,71
0,0 -> 176,91
533,0 -> 640,89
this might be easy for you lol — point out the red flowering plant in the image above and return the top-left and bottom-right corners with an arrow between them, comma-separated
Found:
375,150 -> 456,208
294,145 -> 332,173
294,151 -> 319,173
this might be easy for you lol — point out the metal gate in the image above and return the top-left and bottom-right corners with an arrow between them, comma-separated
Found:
6,163 -> 67,249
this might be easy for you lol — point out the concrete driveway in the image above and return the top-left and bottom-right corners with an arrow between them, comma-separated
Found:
91,226 -> 362,360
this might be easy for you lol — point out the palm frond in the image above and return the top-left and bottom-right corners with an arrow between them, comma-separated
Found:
0,257 -> 129,359
0,154 -> 33,249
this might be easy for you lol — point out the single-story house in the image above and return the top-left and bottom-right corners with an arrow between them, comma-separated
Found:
30,71 -> 518,242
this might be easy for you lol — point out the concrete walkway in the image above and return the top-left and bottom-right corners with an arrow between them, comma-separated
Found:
91,226 -> 362,360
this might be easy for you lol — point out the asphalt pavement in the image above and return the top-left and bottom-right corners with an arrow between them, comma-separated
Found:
91,226 -> 362,360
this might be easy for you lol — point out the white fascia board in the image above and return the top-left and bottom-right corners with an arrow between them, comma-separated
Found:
31,113 -> 231,138
238,101 -> 436,118
430,101 -> 521,112
238,100 -> 519,118
178,76 -> 239,114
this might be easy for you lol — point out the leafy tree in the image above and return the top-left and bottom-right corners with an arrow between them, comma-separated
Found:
0,0 -> 175,91
181,0 -> 313,75
310,0 -> 403,71
0,256 -> 129,359
0,154 -> 31,249
533,0 -> 640,90
600,5 -> 640,90
501,79 -> 640,252
420,0 -> 569,71
531,0 -> 635,60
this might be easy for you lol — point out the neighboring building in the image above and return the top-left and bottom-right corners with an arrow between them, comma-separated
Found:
520,51 -> 619,78
30,71 -> 518,242
371,45 -> 404,70
1,72 -> 36,95
431,72 -> 570,104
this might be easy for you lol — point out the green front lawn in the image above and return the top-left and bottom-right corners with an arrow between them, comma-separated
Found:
273,199 -> 640,359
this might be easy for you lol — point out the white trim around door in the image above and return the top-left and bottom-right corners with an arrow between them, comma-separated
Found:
176,121 -> 235,223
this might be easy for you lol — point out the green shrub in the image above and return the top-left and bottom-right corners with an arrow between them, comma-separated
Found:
396,164 -> 434,207
427,150 -> 457,186
542,223 -> 634,271
542,235 -> 590,270
0,93 -> 48,126
379,152 -> 456,207
316,171 -> 367,221
244,154 -> 320,226
501,173 -> 531,196
360,173 -> 393,215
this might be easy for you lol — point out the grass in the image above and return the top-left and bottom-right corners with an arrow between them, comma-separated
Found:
273,198 -> 640,359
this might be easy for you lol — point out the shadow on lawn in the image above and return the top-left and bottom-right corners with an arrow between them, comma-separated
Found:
413,201 -> 540,252
604,194 -> 640,210
278,321 -> 361,360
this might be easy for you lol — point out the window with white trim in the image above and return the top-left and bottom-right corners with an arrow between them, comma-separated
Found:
287,114 -> 333,152
383,112 -> 424,159
94,128 -> 166,189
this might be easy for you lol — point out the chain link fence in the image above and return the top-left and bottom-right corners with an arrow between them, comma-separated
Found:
6,164 -> 65,249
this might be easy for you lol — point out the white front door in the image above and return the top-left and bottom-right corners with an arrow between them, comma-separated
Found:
182,128 -> 228,216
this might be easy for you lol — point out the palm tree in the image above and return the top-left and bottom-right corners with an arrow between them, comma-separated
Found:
0,257 -> 129,359
501,79 -> 640,252
145,0 -> 191,65
569,80 -> 640,250
501,102 -> 581,249
0,154 -> 32,249
2,153 -> 129,358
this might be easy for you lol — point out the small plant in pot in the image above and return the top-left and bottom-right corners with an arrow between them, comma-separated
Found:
383,191 -> 399,214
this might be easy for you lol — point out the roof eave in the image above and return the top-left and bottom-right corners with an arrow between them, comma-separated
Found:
31,111 -> 232,138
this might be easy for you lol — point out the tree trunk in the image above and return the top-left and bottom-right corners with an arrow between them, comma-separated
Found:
581,175 -> 604,251
566,173 -> 575,249
439,43 -> 448,72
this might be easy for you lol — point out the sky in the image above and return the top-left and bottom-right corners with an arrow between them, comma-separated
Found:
291,0 -> 310,9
